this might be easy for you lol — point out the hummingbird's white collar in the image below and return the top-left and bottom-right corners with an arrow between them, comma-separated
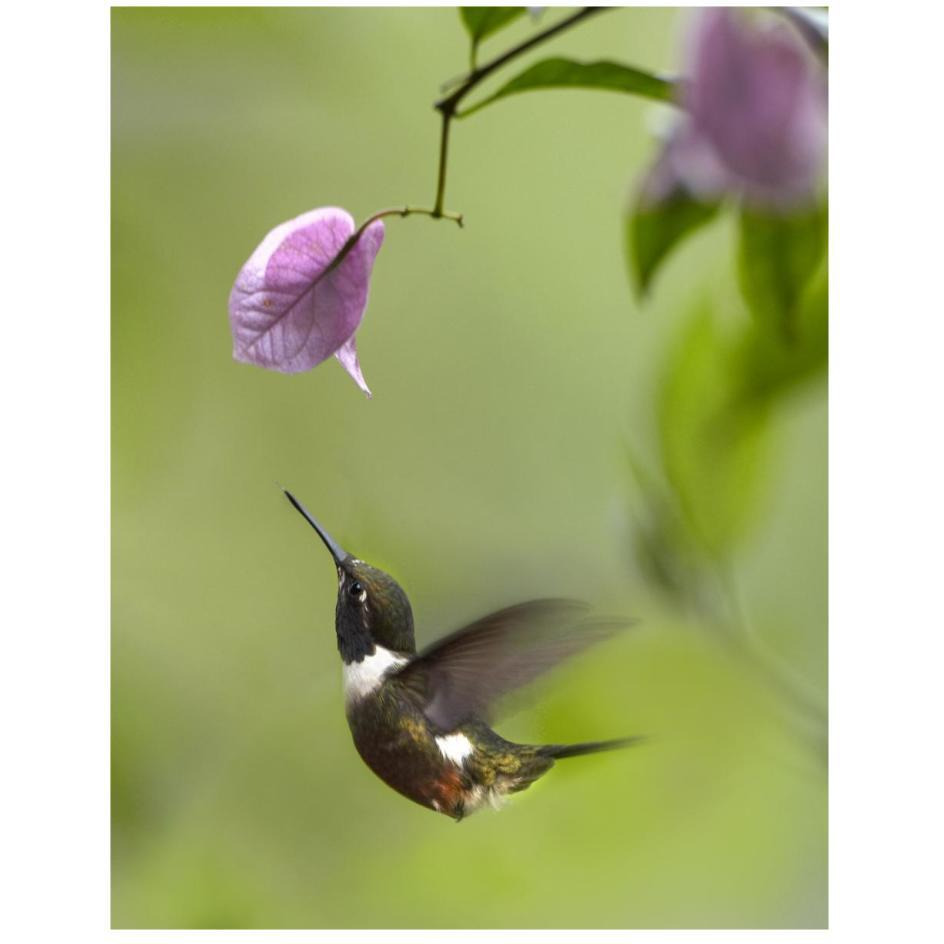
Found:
343,645 -> 408,702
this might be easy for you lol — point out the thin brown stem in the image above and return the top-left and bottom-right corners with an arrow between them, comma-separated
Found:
317,206 -> 463,285
430,6 -> 608,214
321,9 -> 607,267
432,115 -> 452,218
435,7 -> 606,115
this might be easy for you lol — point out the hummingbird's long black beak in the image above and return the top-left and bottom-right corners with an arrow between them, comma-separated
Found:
282,488 -> 349,565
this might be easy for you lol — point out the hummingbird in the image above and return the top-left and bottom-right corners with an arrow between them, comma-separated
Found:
284,489 -> 642,821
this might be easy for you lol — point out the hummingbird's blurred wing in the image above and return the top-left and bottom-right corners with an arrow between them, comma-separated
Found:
391,599 -> 630,731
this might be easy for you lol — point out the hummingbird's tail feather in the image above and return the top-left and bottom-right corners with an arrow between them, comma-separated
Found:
539,736 -> 646,760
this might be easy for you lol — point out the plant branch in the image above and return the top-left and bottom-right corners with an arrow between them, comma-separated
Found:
430,6 -> 609,216
432,116 -> 453,220
322,10 -> 608,261
714,560 -> 827,762
435,7 -> 607,116
318,206 -> 463,284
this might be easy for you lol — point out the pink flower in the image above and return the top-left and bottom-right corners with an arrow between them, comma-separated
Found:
228,207 -> 385,397
663,8 -> 827,208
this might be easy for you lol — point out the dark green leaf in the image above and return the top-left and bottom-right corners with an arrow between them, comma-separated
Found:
459,7 -> 526,66
735,261 -> 828,403
459,58 -> 678,117
658,310 -> 771,556
627,180 -> 719,298
737,203 -> 827,341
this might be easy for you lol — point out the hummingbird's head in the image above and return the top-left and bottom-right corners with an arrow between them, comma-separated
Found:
284,490 -> 416,664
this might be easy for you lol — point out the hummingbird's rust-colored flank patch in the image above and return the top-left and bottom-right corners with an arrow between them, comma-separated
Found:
426,767 -> 466,818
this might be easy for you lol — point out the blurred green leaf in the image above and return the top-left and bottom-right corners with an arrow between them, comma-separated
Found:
737,203 -> 827,340
736,261 -> 828,403
460,57 -> 677,117
627,182 -> 719,297
626,448 -> 709,611
659,311 -> 770,556
459,7 -> 526,66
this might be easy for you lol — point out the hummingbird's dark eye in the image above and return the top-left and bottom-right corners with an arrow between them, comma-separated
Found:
348,581 -> 364,600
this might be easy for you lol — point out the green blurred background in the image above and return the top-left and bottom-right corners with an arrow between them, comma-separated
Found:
111,7 -> 826,929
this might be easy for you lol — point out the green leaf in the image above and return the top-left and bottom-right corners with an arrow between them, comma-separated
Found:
627,182 -> 719,298
658,310 -> 771,557
737,203 -> 827,341
459,58 -> 678,117
735,261 -> 828,403
626,448 -> 709,611
459,7 -> 526,66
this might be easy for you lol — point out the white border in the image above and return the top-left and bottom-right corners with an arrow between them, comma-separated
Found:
4,1 -> 944,941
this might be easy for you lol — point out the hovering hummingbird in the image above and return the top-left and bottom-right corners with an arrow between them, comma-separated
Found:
284,489 -> 642,821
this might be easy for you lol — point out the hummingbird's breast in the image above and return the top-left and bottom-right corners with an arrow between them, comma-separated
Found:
344,678 -> 553,820
345,684 -> 470,817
